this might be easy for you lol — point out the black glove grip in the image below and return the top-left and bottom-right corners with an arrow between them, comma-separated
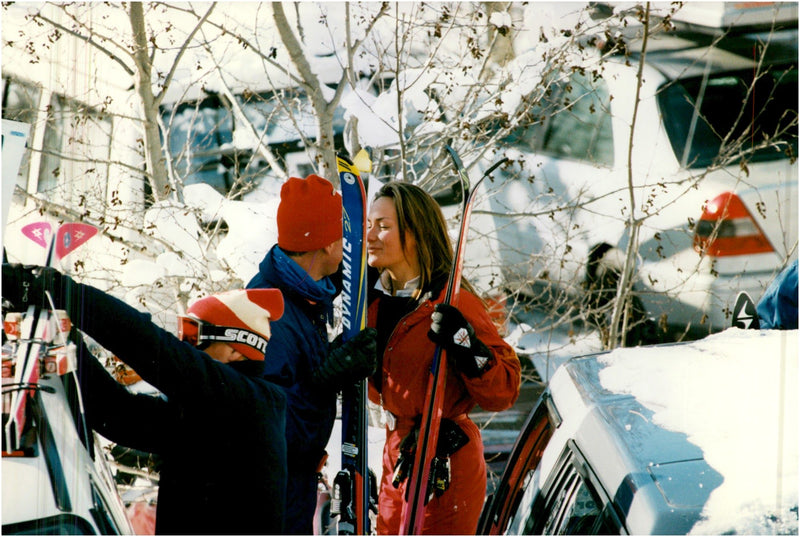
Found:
312,327 -> 377,389
428,303 -> 476,350
452,338 -> 494,378
428,303 -> 494,378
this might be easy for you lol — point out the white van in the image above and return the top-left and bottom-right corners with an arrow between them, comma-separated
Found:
479,328 -> 798,535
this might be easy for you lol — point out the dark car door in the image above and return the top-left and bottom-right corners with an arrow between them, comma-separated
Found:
478,393 -> 626,535
478,393 -> 556,534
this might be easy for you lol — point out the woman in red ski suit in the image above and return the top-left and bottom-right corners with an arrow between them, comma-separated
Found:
365,182 -> 521,535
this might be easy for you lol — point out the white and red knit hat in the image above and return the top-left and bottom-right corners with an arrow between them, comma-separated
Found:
277,174 -> 343,252
187,289 -> 284,361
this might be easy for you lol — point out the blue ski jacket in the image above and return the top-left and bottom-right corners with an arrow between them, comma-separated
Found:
757,258 -> 798,330
51,275 -> 288,535
247,245 -> 339,533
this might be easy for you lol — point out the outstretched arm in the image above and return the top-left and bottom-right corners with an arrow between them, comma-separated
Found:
73,331 -> 169,453
2,264 -> 247,404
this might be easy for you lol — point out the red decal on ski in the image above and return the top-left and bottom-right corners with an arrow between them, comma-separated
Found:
21,222 -> 53,249
55,223 -> 98,260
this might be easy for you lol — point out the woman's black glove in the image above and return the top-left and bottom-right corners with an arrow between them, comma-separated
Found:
2,264 -> 65,310
428,303 -> 494,378
312,327 -> 378,389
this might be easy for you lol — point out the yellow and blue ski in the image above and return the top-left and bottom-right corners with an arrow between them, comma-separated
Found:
333,152 -> 371,535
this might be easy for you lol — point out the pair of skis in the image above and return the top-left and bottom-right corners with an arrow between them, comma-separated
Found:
333,151 -> 373,535
3,221 -> 98,456
334,145 -> 506,535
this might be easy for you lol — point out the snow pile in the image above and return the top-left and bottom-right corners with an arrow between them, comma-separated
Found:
508,317 -> 604,382
117,182 -> 277,296
597,328 -> 799,535
341,68 -> 449,151
489,10 -> 512,33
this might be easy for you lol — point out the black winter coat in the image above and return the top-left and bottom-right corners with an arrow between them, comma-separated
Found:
57,278 -> 287,535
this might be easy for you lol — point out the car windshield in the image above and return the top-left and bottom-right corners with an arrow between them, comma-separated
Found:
658,64 -> 798,169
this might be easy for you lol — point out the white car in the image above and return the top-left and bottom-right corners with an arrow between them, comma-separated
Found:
465,24 -> 798,341
2,316 -> 133,535
479,327 -> 798,535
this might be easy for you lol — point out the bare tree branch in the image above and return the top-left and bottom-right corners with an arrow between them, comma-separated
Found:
32,7 -> 135,76
153,2 -> 217,107
607,1 -> 651,349
129,1 -> 170,201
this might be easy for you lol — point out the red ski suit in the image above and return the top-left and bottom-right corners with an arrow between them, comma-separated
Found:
367,287 -> 521,535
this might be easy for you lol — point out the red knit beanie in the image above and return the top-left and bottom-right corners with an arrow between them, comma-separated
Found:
277,174 -> 343,252
187,289 -> 284,361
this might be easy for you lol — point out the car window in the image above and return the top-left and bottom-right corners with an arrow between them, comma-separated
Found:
162,95 -> 235,194
541,72 -> 615,167
498,71 -> 614,168
160,88 -> 348,197
545,474 -> 603,534
37,93 -> 112,208
509,445 -> 620,535
658,65 -> 798,168
89,478 -> 123,534
498,92 -> 551,154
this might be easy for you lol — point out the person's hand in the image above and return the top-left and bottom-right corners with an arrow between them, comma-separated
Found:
312,328 -> 377,389
1,264 -> 63,310
428,303 -> 494,378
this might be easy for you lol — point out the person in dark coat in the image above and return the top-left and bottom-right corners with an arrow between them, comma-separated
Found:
2,264 -> 288,535
247,174 -> 377,534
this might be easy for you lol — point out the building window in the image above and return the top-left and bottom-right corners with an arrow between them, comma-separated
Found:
3,77 -> 112,215
2,77 -> 40,191
160,88 -> 347,198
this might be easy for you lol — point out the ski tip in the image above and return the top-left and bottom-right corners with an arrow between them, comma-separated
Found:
732,291 -> 760,330
443,144 -> 463,168
337,152 -> 354,166
21,222 -> 53,249
55,223 -> 99,261
353,149 -> 372,174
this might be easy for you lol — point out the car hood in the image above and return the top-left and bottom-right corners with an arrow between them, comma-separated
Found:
556,329 -> 798,534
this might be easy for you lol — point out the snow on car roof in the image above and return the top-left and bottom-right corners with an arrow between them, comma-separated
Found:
590,328 -> 798,535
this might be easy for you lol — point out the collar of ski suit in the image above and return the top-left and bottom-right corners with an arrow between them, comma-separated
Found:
376,272 -> 421,298
268,245 -> 337,321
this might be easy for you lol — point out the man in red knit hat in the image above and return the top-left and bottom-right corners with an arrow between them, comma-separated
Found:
247,174 -> 377,534
2,264 -> 289,534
